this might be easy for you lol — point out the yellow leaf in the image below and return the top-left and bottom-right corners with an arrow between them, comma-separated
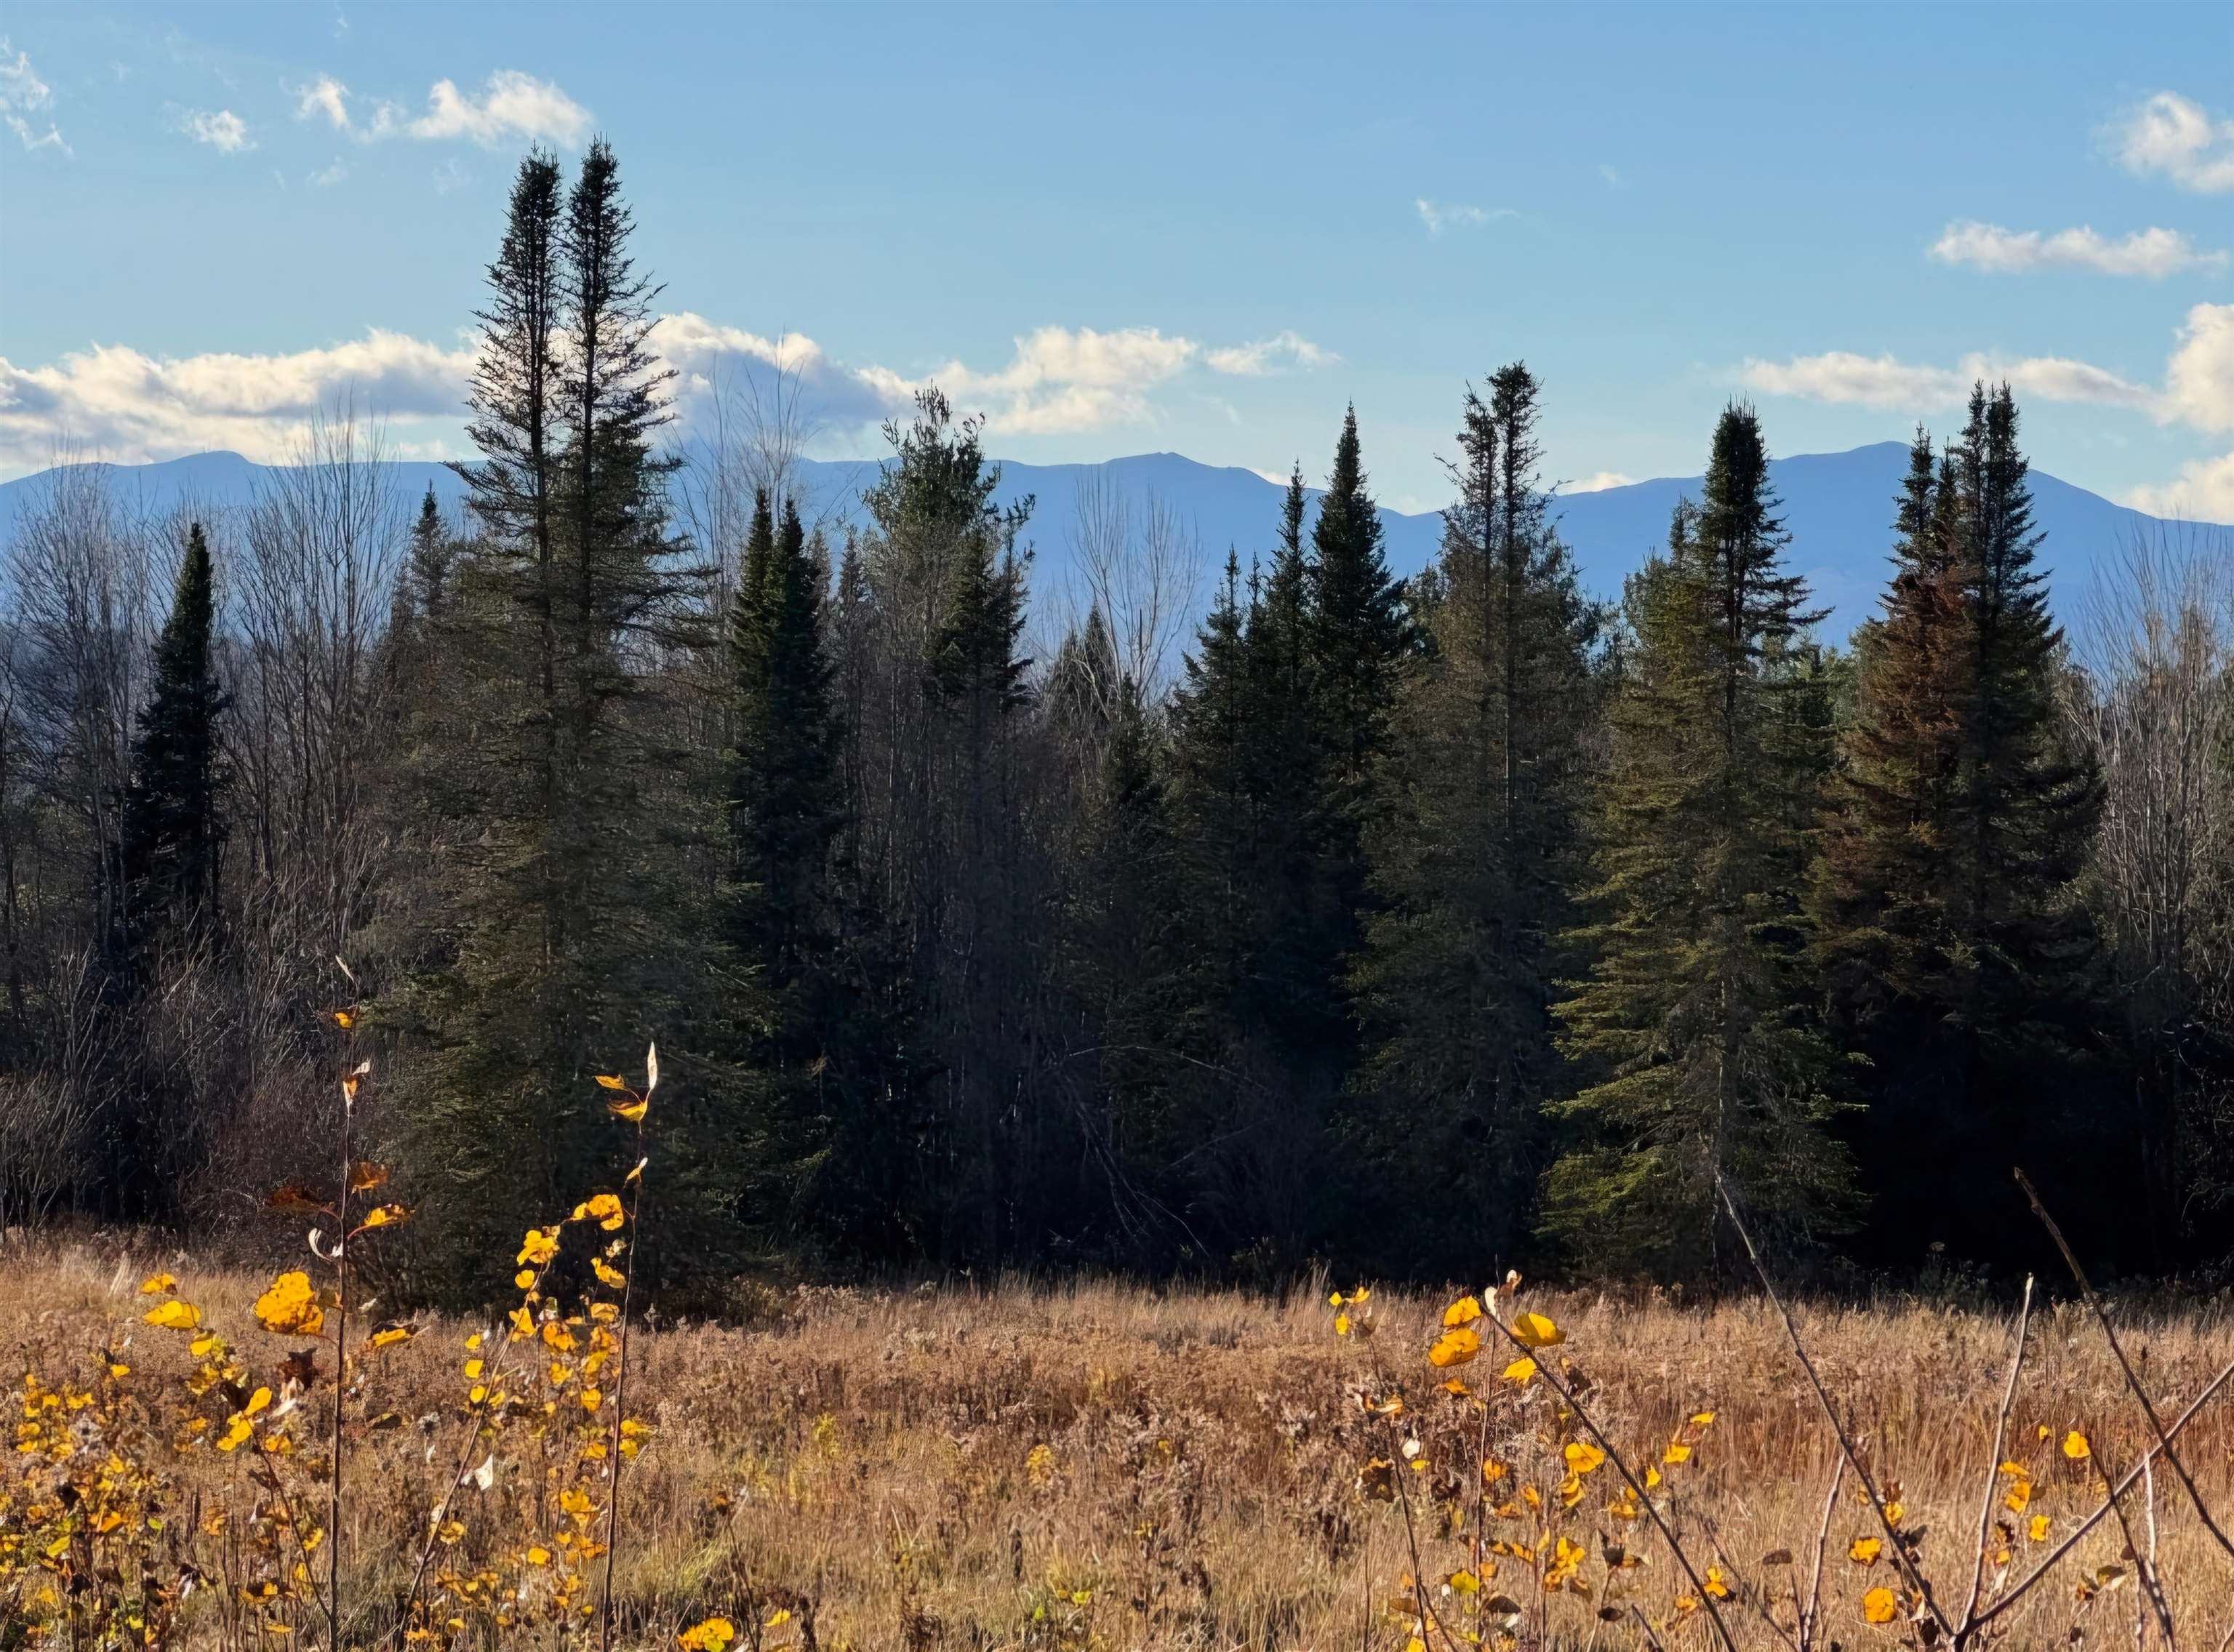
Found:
1428,1327 -> 1482,1368
139,1272 -> 177,1295
595,1075 -> 628,1091
332,1009 -> 354,1029
1563,1440 -> 1606,1475
1862,1586 -> 1897,1625
254,1272 -> 325,1336
527,1546 -> 551,1567
1689,1411 -> 1716,1427
1509,1312 -> 1564,1348
2028,1514 -> 2050,1541
515,1270 -> 537,1290
2062,1430 -> 2091,1461
348,1160 -> 388,1192
1849,1538 -> 1883,1565
516,1226 -> 560,1267
143,1300 -> 201,1331
1501,1356 -> 1537,1383
1704,1567 -> 1729,1600
359,1203 -> 408,1229
592,1257 -> 627,1289
608,1097 -> 648,1124
1663,1442 -> 1692,1464
1334,1312 -> 1351,1337
1441,1296 -> 1483,1328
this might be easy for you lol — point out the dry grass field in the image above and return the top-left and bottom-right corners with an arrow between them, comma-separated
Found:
7,1230 -> 2233,1651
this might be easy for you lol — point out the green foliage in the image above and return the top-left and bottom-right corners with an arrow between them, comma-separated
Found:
1351,366 -> 1601,1270
1547,407 -> 1856,1278
1814,386 -> 2108,1264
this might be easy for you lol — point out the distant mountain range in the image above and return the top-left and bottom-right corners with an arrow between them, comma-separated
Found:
2,445 -> 2222,641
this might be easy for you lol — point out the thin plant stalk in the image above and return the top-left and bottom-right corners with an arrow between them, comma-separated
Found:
597,1043 -> 655,1652
1961,1274 -> 2034,1628
328,1069 -> 353,1652
2016,1168 -> 2234,1567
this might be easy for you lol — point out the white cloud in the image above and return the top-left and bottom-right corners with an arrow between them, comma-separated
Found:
1,37 -> 65,155
1929,220 -> 2225,278
860,325 -> 1206,436
180,108 -> 253,153
2159,302 -> 2234,433
1,313 -> 1334,473
308,157 -> 347,188
1414,199 -> 1514,235
1598,164 -> 1622,189
1741,349 -> 2154,413
2123,450 -> 2234,521
2112,92 -> 2234,195
0,331 -> 477,471
294,73 -> 351,130
1205,331 -> 1337,375
377,70 -> 589,147
1565,470 -> 1636,494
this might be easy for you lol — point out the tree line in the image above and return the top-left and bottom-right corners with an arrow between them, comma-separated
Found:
4,143 -> 2230,1295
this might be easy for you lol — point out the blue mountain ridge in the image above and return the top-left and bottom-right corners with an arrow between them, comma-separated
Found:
2,444 -> 2222,641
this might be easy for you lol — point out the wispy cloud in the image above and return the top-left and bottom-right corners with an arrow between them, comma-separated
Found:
1565,470 -> 1636,494
384,71 -> 588,146
179,108 -> 253,153
1929,220 -> 2224,278
293,73 -> 350,131
0,331 -> 478,471
1414,198 -> 1515,235
1598,163 -> 1622,189
308,157 -> 348,188
1748,304 -> 2234,526
1204,331 -> 1337,375
2111,92 -> 2234,194
292,68 -> 589,148
2,314 -> 1334,472
1741,350 -> 2154,413
1,37 -> 67,156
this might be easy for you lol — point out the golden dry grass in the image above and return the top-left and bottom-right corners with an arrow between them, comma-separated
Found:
6,1235 -> 2233,1650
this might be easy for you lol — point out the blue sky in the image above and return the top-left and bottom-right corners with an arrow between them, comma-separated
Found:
2,1 -> 2230,517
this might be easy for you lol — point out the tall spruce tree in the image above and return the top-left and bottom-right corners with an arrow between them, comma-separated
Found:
394,142 -> 717,1296
723,490 -> 846,1242
100,521 -> 229,1216
1815,385 -> 2105,1261
113,522 -> 228,977
1548,406 -> 1852,1278
1351,366 -> 1598,1270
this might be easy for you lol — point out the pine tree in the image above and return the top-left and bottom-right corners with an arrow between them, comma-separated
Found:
1351,366 -> 1598,1270
394,143 -> 717,1296
729,495 -> 840,995
113,522 -> 229,982
1816,386 -> 2105,1259
1548,407 -> 1852,1278
1308,407 -> 1411,809
100,521 -> 229,1216
405,486 -> 457,621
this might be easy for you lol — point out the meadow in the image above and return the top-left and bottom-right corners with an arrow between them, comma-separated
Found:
7,1224 -> 2232,1650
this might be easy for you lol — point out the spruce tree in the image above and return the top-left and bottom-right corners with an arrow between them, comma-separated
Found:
405,486 -> 457,621
729,495 -> 839,996
394,143 -> 716,1296
113,522 -> 228,976
1816,385 -> 2104,1259
100,521 -> 228,1217
1548,407 -> 1852,1277
1352,366 -> 1598,1270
